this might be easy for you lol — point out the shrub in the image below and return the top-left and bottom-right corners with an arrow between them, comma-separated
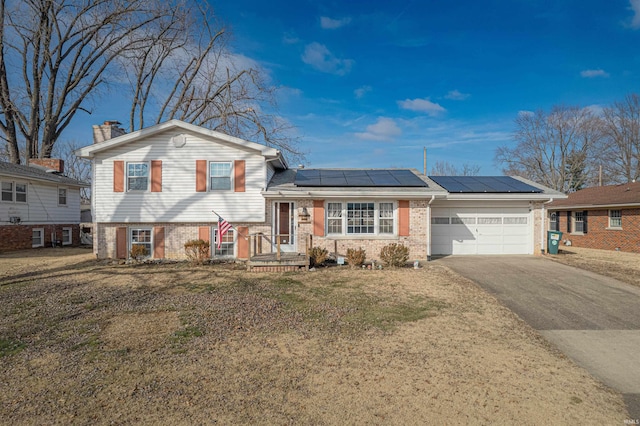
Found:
346,247 -> 366,269
184,239 -> 210,265
307,246 -> 328,267
129,244 -> 148,260
379,243 -> 410,268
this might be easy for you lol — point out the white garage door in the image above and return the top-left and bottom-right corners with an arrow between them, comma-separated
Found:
431,206 -> 532,255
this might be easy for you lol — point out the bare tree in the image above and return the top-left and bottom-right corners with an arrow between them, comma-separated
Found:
598,93 -> 640,183
495,106 -> 603,192
52,140 -> 91,201
430,160 -> 481,176
0,0 -> 300,165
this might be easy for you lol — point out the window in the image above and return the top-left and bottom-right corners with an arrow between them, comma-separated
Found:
58,188 -> 67,205
504,217 -> 528,225
451,217 -> 476,225
214,229 -> 235,257
478,217 -> 502,225
378,202 -> 394,234
609,210 -> 622,228
130,229 -> 152,258
32,228 -> 44,248
2,182 -> 13,201
62,227 -> 72,245
431,217 -> 450,225
327,203 -> 343,234
15,183 -> 26,202
550,212 -> 558,231
347,202 -> 375,234
574,211 -> 585,233
326,201 -> 395,235
127,162 -> 149,191
210,162 -> 232,191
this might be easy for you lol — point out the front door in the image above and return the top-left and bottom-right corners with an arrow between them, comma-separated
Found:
274,202 -> 296,252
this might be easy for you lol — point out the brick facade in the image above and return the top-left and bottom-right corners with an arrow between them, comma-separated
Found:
550,208 -> 640,253
0,224 -> 81,252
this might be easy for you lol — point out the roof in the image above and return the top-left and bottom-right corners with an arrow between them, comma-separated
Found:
0,161 -> 89,187
429,175 -> 543,193
74,119 -> 287,169
547,181 -> 640,209
265,168 -> 447,198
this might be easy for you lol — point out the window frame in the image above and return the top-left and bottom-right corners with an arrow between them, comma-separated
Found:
58,187 -> 68,206
549,212 -> 558,231
1,181 -> 27,203
126,162 -> 150,192
609,209 -> 622,228
213,228 -> 235,258
32,228 -> 44,248
573,211 -> 585,233
61,227 -> 72,245
209,161 -> 233,191
325,200 -> 396,236
129,228 -> 153,259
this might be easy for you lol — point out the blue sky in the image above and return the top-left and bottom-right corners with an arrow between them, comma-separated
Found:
207,0 -> 640,174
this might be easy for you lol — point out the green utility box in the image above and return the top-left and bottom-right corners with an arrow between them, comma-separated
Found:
547,230 -> 563,254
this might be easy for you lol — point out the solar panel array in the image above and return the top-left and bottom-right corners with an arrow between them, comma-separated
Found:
429,176 -> 542,193
294,169 -> 428,187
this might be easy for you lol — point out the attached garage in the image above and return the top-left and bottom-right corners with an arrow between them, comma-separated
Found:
431,203 -> 533,255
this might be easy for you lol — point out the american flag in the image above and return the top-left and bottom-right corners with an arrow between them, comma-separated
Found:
217,215 -> 232,249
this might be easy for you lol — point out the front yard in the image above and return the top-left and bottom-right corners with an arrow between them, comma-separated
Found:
0,248 -> 629,424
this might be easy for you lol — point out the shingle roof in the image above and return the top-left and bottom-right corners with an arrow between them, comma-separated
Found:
0,161 -> 88,187
547,181 -> 640,208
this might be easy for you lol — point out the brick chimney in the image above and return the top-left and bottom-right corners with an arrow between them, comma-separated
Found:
28,158 -> 64,173
92,120 -> 126,144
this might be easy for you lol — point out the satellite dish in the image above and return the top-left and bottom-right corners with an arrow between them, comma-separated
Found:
172,134 -> 186,148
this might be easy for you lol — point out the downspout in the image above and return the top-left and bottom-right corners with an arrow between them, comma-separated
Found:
541,198 -> 554,254
427,195 -> 436,261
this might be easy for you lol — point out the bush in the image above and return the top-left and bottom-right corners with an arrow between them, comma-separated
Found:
379,243 -> 410,268
129,244 -> 149,260
307,246 -> 328,267
184,239 -> 210,265
346,247 -> 366,269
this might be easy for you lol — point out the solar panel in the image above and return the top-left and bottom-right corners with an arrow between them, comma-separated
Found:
294,169 -> 427,187
429,176 -> 542,193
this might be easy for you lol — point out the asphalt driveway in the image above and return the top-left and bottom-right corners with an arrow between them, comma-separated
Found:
438,255 -> 640,421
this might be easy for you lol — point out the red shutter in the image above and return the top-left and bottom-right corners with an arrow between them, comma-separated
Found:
196,160 -> 207,192
153,227 -> 165,258
234,160 -> 245,192
198,226 -> 210,257
113,161 -> 124,192
398,200 -> 410,237
116,227 -> 127,259
313,200 -> 325,237
237,226 -> 249,259
151,160 -> 162,192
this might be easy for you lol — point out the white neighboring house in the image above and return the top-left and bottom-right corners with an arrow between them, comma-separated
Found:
0,159 -> 88,251
75,120 -> 287,260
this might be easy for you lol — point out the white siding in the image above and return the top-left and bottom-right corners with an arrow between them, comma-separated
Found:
93,129 -> 268,223
0,178 -> 81,224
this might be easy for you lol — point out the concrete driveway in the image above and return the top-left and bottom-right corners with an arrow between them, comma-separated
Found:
438,255 -> 640,420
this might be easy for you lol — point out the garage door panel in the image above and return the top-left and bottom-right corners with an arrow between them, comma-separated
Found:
431,204 -> 532,255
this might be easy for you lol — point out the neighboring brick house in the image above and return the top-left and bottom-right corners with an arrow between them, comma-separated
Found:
547,181 -> 640,253
0,159 -> 88,251
75,120 -> 563,261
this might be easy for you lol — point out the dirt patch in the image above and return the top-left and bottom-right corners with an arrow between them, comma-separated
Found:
547,246 -> 640,288
0,248 -> 629,424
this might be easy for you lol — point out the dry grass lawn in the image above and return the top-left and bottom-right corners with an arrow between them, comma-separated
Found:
0,247 -> 629,424
547,246 -> 640,288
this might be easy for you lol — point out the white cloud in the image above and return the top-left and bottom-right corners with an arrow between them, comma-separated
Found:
630,0 -> 640,28
355,117 -> 402,142
580,69 -> 610,78
354,85 -> 372,99
445,90 -> 470,101
398,98 -> 447,116
301,42 -> 354,75
320,16 -> 352,29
